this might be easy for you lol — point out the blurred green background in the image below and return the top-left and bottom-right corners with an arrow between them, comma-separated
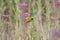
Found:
0,0 -> 60,40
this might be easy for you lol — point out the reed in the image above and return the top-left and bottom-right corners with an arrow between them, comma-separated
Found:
0,0 -> 60,40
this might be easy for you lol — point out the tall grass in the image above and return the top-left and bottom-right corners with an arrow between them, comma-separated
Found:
0,0 -> 60,40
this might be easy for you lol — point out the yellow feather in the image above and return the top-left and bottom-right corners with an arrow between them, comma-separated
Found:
25,16 -> 33,23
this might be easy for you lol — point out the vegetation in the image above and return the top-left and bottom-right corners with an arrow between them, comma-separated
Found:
0,0 -> 60,40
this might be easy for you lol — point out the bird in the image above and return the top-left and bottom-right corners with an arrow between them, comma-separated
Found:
25,16 -> 33,23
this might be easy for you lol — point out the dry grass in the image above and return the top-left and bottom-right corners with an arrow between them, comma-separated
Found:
0,0 -> 60,40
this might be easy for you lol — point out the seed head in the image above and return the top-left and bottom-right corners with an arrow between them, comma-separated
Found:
21,2 -> 28,8
2,14 -> 9,19
23,12 -> 30,20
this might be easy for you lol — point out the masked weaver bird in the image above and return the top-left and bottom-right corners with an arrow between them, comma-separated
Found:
25,16 -> 33,23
